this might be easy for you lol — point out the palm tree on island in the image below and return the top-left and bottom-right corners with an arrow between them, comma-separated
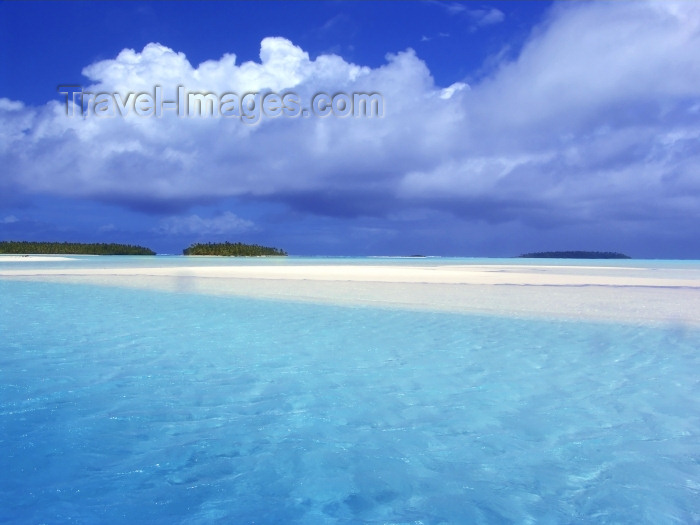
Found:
0,241 -> 155,255
182,242 -> 287,256
518,251 -> 630,259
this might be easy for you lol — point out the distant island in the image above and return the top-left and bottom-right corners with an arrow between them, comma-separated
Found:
518,251 -> 631,259
183,242 -> 287,256
0,241 -> 155,255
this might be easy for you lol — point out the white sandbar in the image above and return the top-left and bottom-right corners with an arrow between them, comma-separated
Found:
0,255 -> 78,262
2,263 -> 700,325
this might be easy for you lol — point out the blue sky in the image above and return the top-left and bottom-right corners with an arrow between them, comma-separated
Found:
1,1 -> 699,257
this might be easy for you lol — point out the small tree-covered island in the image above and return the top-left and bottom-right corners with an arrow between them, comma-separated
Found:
518,251 -> 631,259
0,241 -> 155,255
183,242 -> 287,256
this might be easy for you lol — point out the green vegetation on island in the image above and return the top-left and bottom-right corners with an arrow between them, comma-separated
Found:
518,251 -> 631,259
183,242 -> 287,256
0,241 -> 156,255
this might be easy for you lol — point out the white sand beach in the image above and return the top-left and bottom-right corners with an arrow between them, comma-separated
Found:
2,262 -> 700,325
0,255 -> 78,262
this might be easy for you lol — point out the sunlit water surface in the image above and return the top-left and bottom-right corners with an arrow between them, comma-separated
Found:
1,273 -> 699,523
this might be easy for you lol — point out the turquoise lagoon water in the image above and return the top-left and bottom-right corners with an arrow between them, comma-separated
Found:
1,259 -> 699,523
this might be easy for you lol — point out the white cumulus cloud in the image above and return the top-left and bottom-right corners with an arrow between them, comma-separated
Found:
1,0 -> 699,233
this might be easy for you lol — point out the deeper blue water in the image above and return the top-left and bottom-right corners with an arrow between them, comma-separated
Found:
1,278 -> 699,524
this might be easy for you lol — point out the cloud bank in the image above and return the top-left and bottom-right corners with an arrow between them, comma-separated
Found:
2,1 -> 699,251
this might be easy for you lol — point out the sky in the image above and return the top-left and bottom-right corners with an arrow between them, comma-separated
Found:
1,1 -> 699,258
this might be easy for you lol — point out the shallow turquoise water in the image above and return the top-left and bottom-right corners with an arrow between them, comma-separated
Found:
1,278 -> 699,523
5,253 -> 700,271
